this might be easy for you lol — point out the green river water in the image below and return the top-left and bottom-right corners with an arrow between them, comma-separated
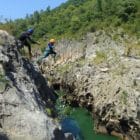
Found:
69,107 -> 119,140
56,93 -> 119,140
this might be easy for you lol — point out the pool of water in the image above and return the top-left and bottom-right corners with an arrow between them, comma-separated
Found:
69,107 -> 119,140
56,93 -> 119,140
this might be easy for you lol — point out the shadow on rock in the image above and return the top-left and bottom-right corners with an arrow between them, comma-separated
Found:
22,58 -> 57,103
52,128 -> 65,140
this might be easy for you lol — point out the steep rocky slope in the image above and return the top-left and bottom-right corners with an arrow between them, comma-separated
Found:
0,30 -> 72,140
41,29 -> 140,140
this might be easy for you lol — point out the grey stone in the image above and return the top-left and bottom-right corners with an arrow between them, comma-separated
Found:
0,30 -> 69,140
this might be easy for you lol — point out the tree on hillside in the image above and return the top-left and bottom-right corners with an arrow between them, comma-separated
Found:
118,0 -> 137,22
70,16 -> 81,32
33,11 -> 40,24
96,0 -> 102,12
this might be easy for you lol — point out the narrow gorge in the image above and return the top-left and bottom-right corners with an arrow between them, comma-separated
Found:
41,29 -> 140,140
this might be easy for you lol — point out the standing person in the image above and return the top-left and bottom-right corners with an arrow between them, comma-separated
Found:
37,38 -> 57,63
18,28 -> 39,59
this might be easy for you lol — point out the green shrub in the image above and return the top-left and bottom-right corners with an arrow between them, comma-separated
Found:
45,108 -> 52,116
124,43 -> 140,56
121,91 -> 128,105
93,51 -> 107,64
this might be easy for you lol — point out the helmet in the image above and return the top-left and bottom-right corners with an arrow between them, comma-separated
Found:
27,28 -> 34,34
49,39 -> 56,43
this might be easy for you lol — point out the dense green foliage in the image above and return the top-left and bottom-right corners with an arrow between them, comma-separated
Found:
0,0 -> 139,40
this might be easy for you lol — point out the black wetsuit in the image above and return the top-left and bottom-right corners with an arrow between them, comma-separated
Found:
18,32 -> 36,56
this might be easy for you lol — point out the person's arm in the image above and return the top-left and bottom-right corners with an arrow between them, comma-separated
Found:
27,36 -> 40,44
49,45 -> 55,51
50,46 -> 57,55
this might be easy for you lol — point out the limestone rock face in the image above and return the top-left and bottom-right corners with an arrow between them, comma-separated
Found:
42,30 -> 140,140
0,30 -> 15,46
0,30 -> 69,140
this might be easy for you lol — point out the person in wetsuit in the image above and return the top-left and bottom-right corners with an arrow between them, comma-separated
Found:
18,28 -> 39,59
37,38 -> 57,63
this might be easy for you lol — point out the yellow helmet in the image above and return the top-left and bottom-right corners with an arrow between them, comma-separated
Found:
49,38 -> 56,43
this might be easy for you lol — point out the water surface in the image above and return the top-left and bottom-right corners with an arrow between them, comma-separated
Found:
56,93 -> 119,140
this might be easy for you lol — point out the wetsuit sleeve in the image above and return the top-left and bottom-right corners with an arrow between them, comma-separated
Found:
49,45 -> 55,51
50,46 -> 56,55
27,36 -> 38,44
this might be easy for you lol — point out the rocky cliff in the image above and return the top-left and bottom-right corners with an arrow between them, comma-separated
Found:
41,29 -> 140,140
0,30 -> 72,140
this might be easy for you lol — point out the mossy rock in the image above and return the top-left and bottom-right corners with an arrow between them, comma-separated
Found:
45,108 -> 52,116
124,43 -> 140,57
92,51 -> 107,64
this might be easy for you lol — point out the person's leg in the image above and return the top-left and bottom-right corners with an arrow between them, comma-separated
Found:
44,51 -> 50,58
37,51 -> 50,63
24,40 -> 32,58
52,51 -> 56,55
51,51 -> 57,61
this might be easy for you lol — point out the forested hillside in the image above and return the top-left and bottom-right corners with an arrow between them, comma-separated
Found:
0,0 -> 139,40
